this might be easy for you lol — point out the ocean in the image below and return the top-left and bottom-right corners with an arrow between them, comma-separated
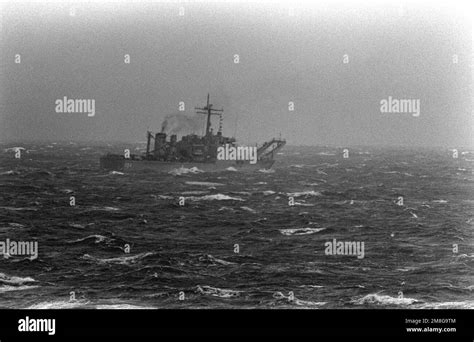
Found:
0,142 -> 473,309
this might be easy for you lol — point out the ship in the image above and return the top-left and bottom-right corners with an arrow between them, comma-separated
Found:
99,94 -> 286,172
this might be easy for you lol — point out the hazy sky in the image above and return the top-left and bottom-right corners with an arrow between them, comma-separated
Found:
1,1 -> 472,147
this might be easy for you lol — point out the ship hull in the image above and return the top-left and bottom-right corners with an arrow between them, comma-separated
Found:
100,156 -> 274,172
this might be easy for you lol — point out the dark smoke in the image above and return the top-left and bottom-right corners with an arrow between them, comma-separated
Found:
160,113 -> 203,135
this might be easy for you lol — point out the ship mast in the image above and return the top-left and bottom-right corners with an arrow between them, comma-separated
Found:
195,93 -> 223,137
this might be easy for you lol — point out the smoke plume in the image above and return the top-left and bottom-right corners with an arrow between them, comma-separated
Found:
160,113 -> 203,135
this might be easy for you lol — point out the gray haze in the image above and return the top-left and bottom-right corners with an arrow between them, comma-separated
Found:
0,1 -> 472,147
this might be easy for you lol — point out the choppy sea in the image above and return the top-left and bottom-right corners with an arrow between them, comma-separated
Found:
0,142 -> 473,309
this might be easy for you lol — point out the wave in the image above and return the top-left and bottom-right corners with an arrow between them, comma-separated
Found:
415,301 -> 474,309
454,253 -> 474,259
169,167 -> 204,176
67,235 -> 110,244
0,170 -> 20,175
293,299 -> 326,307
258,169 -> 275,173
0,273 -> 36,285
196,285 -> 241,298
272,292 -> 326,307
8,223 -> 26,229
0,206 -> 38,211
298,285 -> 324,289
240,206 -> 257,214
68,223 -> 86,229
109,171 -> 125,175
186,194 -> 244,201
0,285 -> 39,293
294,202 -> 315,207
396,266 -> 419,272
286,190 -> 322,197
279,227 -> 326,236
383,171 -> 413,177
226,167 -> 238,171
81,252 -> 154,265
352,293 -> 419,306
87,206 -> 121,212
185,181 -> 224,187
96,304 -> 156,309
198,254 -> 236,266
156,195 -> 173,199
263,190 -> 276,196
27,300 -> 90,309
60,189 -> 74,194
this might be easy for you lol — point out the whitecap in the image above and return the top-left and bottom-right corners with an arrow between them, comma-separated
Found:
187,194 -> 244,201
27,300 -> 90,309
0,170 -> 20,175
293,299 -> 327,307
240,206 -> 257,214
294,202 -> 315,207
68,223 -> 86,229
169,166 -> 204,176
88,206 -> 121,212
272,292 -> 326,306
396,267 -> 418,272
258,169 -> 275,173
286,190 -> 322,197
82,252 -> 154,265
0,273 -> 36,285
61,189 -> 74,194
0,285 -> 39,293
415,301 -> 474,309
157,195 -> 174,199
352,293 -> 418,306
199,254 -> 236,266
8,223 -> 26,228
68,235 -> 108,244
0,206 -> 38,211
279,227 -> 326,236
185,181 -> 224,187
96,304 -> 156,309
196,285 -> 241,298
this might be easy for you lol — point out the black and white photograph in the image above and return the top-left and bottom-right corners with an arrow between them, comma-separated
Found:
0,0 -> 473,337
